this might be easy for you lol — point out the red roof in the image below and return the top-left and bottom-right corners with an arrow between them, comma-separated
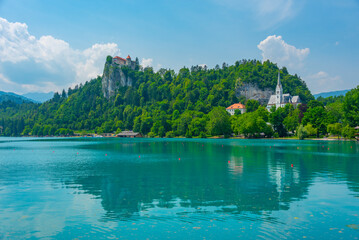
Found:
126,55 -> 131,59
114,56 -> 126,61
226,103 -> 246,110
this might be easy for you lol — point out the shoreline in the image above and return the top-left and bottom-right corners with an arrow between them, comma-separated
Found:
1,135 -> 358,142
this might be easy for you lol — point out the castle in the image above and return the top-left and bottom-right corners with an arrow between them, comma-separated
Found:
266,71 -> 301,110
112,55 -> 137,70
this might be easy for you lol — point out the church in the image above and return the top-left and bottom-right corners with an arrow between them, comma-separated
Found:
266,71 -> 301,110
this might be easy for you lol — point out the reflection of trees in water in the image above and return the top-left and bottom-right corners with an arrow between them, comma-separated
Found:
63,140 -> 359,220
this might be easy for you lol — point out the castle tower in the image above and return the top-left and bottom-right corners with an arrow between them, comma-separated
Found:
126,55 -> 131,66
275,70 -> 283,108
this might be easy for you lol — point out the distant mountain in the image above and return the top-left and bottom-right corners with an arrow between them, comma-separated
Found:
22,92 -> 54,103
314,90 -> 350,99
0,91 -> 35,104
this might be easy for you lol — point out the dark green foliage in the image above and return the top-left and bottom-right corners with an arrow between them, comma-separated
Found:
327,123 -> 342,139
302,106 -> 328,137
106,55 -> 113,64
341,125 -> 356,139
283,106 -> 300,133
307,100 -> 324,109
269,105 -> 289,137
343,86 -> 359,127
232,106 -> 273,138
296,125 -> 307,140
317,95 -> 344,106
206,107 -> 231,137
245,99 -> 260,113
5,59 -> 357,139
234,109 -> 242,115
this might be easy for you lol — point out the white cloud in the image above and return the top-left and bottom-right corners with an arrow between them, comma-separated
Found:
0,72 -> 59,93
0,73 -> 12,84
257,35 -> 310,70
141,58 -> 153,68
212,0 -> 302,28
0,17 -> 120,93
155,64 -> 162,71
305,71 -> 343,94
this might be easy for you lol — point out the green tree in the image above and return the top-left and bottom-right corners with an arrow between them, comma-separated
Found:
140,116 -> 153,135
326,102 -> 344,123
307,100 -> 324,109
269,107 -> 287,137
21,126 -> 32,136
304,124 -> 317,137
296,124 -> 307,140
207,107 -> 231,136
327,123 -> 342,139
302,106 -> 327,137
245,99 -> 260,113
283,108 -> 300,134
343,86 -> 359,127
0,58 -> 315,137
234,109 -> 242,115
341,125 -> 355,139
233,108 -> 272,138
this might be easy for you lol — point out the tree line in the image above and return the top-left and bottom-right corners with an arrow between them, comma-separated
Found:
0,58 -> 357,139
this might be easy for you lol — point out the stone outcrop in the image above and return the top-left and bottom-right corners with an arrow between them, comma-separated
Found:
235,82 -> 273,105
102,61 -> 132,99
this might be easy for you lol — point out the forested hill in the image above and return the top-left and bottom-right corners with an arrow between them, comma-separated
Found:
0,91 -> 35,104
0,59 -> 314,137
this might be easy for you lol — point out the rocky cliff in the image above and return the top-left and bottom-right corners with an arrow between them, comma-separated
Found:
235,82 -> 273,105
102,60 -> 133,98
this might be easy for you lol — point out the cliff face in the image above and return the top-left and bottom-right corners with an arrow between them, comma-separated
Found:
102,62 -> 132,98
236,82 -> 273,105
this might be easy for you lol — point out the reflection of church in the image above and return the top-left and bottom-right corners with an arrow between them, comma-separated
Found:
64,141 -> 313,219
267,71 -> 301,110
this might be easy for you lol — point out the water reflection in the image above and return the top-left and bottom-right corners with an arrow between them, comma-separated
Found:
0,138 -> 358,239
53,139 -> 359,220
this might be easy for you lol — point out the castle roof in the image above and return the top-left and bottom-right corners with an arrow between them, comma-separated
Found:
226,103 -> 246,110
114,56 -> 126,61
126,55 -> 131,59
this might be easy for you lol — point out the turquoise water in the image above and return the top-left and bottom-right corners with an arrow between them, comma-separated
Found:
0,137 -> 358,239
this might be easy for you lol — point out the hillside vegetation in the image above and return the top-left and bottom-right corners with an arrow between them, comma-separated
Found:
1,58 -> 357,139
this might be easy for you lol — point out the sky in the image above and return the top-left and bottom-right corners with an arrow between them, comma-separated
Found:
0,0 -> 358,94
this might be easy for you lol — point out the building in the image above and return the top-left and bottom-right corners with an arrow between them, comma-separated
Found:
112,55 -> 137,70
267,71 -> 301,110
116,131 -> 142,138
226,103 -> 246,115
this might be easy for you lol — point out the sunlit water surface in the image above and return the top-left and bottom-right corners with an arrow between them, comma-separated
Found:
0,137 -> 358,239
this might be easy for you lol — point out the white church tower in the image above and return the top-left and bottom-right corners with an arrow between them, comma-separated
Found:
267,70 -> 301,111
275,71 -> 283,108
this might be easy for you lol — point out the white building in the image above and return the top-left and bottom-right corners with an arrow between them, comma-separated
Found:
226,103 -> 246,115
266,71 -> 301,111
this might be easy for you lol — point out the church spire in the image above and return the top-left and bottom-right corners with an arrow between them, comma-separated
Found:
275,70 -> 283,108
277,70 -> 281,87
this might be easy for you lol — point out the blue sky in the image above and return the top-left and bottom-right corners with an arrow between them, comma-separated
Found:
0,0 -> 358,94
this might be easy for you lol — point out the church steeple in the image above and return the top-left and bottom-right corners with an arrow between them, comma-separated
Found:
275,70 -> 283,108
277,70 -> 281,87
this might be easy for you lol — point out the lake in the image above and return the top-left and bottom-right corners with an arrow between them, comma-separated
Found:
0,137 -> 358,239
